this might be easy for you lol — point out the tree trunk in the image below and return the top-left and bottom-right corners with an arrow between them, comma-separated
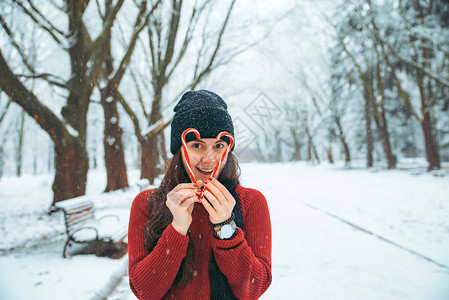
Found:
363,92 -> 374,167
313,144 -> 320,163
420,112 -> 440,170
274,128 -> 282,162
141,84 -> 163,183
326,147 -> 334,164
0,145 -> 3,180
416,35 -> 441,170
17,110 -> 25,176
335,117 -> 351,166
305,125 -> 319,164
101,90 -> 129,192
363,76 -> 396,169
100,21 -> 129,192
307,143 -> 312,162
373,112 -> 396,169
291,128 -> 302,161
52,138 -> 88,204
141,135 -> 158,184
418,76 -> 440,170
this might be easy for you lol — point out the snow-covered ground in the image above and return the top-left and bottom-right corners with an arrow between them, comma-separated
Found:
0,161 -> 448,299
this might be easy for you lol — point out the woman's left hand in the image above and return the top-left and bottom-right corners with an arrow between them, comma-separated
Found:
201,177 -> 236,224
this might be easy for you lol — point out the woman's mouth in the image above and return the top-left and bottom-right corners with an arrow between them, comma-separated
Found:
197,167 -> 214,177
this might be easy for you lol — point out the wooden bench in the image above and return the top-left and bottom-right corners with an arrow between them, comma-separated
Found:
55,196 -> 128,258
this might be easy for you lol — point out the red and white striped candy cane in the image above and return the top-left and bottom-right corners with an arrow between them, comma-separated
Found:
211,131 -> 234,178
181,128 -> 201,184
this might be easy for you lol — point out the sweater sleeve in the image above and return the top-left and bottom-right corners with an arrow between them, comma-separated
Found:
128,190 -> 189,300
211,188 -> 272,299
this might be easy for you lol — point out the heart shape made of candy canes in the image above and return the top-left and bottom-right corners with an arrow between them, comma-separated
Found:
181,128 -> 235,185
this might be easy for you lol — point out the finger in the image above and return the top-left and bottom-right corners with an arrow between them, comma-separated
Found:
169,190 -> 197,206
200,193 -> 217,215
204,180 -> 226,205
196,180 -> 204,189
187,201 -> 195,214
180,195 -> 197,208
203,189 -> 222,211
170,183 -> 199,194
208,177 -> 234,203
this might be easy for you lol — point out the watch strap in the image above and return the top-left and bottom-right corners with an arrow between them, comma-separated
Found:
209,212 -> 235,228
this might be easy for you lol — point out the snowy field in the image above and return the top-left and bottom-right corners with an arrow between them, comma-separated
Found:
0,161 -> 448,299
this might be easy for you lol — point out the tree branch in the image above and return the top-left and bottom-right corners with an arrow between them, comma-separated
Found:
25,0 -> 66,36
110,0 -> 162,86
117,91 -> 144,143
0,49 -> 69,146
0,98 -> 12,126
16,73 -> 67,88
165,0 -> 211,81
0,14 -> 36,73
129,67 -> 150,120
189,0 -> 236,89
158,0 -> 182,84
12,0 -> 64,46
87,0 -> 125,61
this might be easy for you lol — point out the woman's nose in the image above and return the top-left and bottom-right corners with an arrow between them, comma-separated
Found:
201,148 -> 216,162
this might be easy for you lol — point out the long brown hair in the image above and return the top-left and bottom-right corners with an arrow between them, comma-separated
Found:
143,149 -> 241,286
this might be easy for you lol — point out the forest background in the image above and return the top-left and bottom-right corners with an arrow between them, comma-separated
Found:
1,0 -> 448,204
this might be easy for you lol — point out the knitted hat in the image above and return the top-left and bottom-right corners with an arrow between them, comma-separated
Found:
170,90 -> 234,154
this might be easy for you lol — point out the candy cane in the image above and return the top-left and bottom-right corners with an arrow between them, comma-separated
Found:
181,128 -> 200,184
211,131 -> 234,178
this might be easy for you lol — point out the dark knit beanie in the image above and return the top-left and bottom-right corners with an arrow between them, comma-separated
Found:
170,90 -> 235,154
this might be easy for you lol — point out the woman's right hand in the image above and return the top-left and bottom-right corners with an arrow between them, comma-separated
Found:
166,181 -> 203,236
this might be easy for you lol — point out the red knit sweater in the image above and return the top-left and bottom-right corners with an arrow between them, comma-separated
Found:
128,185 -> 272,299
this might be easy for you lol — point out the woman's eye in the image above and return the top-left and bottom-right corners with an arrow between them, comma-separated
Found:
216,143 -> 225,149
192,143 -> 201,149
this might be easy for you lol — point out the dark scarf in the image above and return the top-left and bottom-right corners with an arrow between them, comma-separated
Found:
209,181 -> 244,300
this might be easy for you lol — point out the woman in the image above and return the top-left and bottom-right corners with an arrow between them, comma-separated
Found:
128,90 -> 272,299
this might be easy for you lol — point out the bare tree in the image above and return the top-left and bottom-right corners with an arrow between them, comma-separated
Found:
117,0 -> 238,184
97,0 -> 161,192
0,0 -> 127,204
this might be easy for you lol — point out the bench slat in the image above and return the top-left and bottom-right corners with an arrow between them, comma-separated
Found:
65,206 -> 95,232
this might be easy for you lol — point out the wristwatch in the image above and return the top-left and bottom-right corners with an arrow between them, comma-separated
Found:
215,220 -> 238,240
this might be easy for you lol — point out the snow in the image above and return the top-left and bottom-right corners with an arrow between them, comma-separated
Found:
0,162 -> 448,299
65,124 -> 79,138
106,136 -> 116,146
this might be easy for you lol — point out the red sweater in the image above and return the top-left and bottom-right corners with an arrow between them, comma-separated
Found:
128,185 -> 272,299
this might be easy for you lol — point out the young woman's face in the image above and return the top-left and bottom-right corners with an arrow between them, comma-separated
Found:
181,138 -> 228,182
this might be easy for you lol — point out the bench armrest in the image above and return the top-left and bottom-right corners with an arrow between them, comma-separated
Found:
70,226 -> 99,242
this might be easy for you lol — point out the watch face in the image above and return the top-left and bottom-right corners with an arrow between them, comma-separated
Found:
219,224 -> 235,239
